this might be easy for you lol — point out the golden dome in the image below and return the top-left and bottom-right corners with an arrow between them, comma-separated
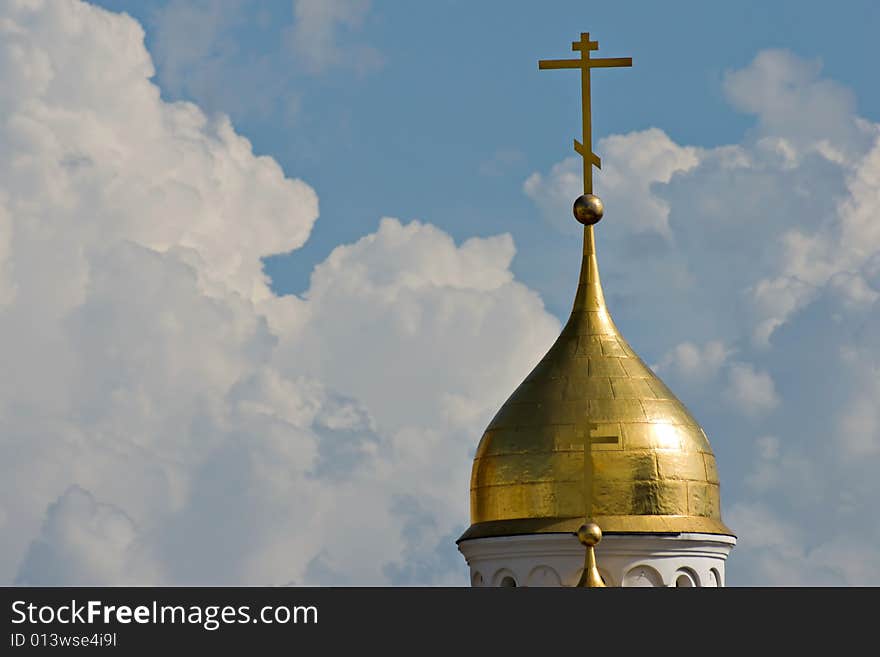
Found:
460,225 -> 733,541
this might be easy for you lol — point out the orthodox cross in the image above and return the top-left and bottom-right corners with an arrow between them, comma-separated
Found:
539,33 -> 632,195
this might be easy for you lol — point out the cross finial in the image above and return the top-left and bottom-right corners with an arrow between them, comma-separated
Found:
539,32 -> 632,195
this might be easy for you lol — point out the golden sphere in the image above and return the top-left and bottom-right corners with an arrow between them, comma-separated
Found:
573,194 -> 604,225
577,522 -> 602,547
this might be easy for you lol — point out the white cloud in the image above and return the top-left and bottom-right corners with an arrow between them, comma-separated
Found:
727,502 -> 880,586
149,1 -> 292,122
523,128 -> 700,236
286,0 -> 382,74
836,372 -> 880,457
0,200 -> 15,306
277,217 -> 559,433
150,0 -> 245,97
596,129 -> 701,237
523,157 -> 581,233
744,435 -> 781,492
655,343 -> 779,418
655,340 -> 731,382
723,49 -> 864,157
148,0 -> 380,122
0,0 -> 558,586
15,486 -> 161,586
725,362 -> 780,417
480,148 -> 526,178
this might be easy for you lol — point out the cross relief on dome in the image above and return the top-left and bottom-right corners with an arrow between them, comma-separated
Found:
570,422 -> 620,520
571,423 -> 620,451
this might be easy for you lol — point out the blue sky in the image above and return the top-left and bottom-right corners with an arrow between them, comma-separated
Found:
96,0 -> 880,315
2,0 -> 880,586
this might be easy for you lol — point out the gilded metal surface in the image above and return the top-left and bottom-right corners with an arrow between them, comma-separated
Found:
573,194 -> 604,225
462,223 -> 733,540
576,523 -> 606,587
538,32 -> 632,195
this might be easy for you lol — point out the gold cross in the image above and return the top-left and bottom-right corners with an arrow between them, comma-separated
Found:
539,32 -> 632,195
571,422 -> 620,521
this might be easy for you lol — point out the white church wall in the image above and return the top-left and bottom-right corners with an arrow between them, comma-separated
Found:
458,533 -> 736,587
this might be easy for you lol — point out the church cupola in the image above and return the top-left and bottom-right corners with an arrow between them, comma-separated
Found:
457,31 -> 736,588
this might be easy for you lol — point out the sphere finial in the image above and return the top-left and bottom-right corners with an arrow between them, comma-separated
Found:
576,522 -> 607,587
577,521 -> 602,547
573,194 -> 604,225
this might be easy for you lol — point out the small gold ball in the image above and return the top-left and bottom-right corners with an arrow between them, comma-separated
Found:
577,522 -> 602,547
573,194 -> 604,225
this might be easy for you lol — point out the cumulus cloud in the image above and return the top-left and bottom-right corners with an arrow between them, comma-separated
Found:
149,0 -> 286,120
655,340 -> 731,382
15,486 -> 161,586
728,502 -> 880,586
480,148 -> 526,178
149,0 -> 380,122
723,49 -> 864,157
523,157 -> 582,234
835,365 -> 880,457
278,218 -> 558,432
524,129 -> 700,237
0,0 -> 558,586
724,363 -> 780,417
285,0 -> 382,74
654,341 -> 780,420
150,0 -> 245,95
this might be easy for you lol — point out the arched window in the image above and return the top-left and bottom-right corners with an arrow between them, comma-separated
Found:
492,568 -> 519,587
674,569 -> 699,587
675,574 -> 694,587
709,568 -> 721,587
